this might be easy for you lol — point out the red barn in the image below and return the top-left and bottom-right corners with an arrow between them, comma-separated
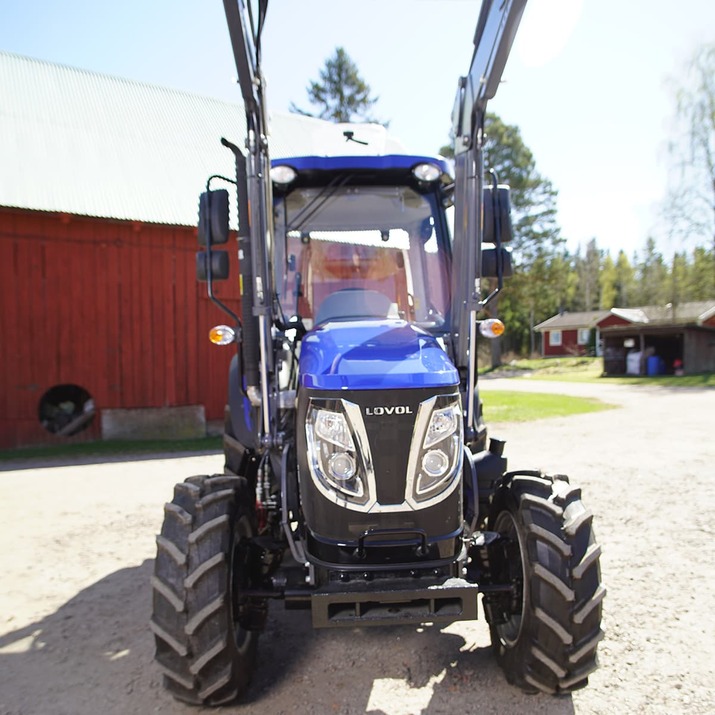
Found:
0,52 -> 341,448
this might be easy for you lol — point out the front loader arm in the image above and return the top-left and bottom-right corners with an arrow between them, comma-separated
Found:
452,0 -> 527,156
450,0 -> 527,434
223,0 -> 276,444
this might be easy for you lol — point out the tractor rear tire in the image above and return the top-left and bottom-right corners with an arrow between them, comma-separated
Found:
150,474 -> 263,705
486,472 -> 605,694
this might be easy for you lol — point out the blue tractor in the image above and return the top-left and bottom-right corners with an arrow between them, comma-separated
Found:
150,0 -> 604,704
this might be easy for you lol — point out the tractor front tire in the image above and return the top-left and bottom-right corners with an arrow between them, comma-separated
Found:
486,472 -> 605,694
150,474 -> 263,705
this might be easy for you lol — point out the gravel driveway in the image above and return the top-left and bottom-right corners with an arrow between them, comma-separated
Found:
1,378 -> 713,714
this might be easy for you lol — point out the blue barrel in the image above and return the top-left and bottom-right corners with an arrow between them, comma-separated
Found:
646,355 -> 662,376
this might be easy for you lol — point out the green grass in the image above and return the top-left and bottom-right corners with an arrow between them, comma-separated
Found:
590,373 -> 715,387
482,390 -> 615,423
490,356 -> 599,373
0,436 -> 222,463
485,357 -> 715,387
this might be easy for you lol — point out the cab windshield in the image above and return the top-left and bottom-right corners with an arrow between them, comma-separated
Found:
274,184 -> 451,331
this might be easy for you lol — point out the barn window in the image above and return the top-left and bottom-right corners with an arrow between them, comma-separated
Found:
549,330 -> 562,347
577,328 -> 590,345
38,384 -> 95,436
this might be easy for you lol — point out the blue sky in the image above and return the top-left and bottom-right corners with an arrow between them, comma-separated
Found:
2,0 -> 713,257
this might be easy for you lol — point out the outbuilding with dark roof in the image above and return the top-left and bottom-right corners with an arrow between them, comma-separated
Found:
599,301 -> 715,376
535,302 -> 715,375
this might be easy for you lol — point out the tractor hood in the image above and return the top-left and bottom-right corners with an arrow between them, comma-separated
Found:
299,319 -> 459,391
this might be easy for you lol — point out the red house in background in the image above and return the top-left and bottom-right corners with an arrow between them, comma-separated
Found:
535,303 -> 715,375
534,310 -> 608,357
0,52 -> 333,449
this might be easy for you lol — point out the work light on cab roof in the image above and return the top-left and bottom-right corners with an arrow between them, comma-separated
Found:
412,162 -> 442,182
270,165 -> 297,185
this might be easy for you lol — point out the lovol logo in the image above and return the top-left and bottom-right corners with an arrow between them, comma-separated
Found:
365,405 -> 413,416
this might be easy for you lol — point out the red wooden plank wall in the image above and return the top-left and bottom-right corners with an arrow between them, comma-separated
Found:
0,208 -> 241,448
542,328 -> 584,357
596,314 -> 630,329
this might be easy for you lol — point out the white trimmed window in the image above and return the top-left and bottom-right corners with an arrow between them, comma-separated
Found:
577,328 -> 590,345
549,330 -> 562,347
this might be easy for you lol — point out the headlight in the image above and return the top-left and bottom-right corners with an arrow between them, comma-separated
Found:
305,401 -> 373,506
424,404 -> 460,448
406,395 -> 463,505
305,395 -> 461,513
314,410 -> 354,450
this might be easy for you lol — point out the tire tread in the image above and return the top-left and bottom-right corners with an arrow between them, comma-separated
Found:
151,474 -> 260,705
487,470 -> 604,695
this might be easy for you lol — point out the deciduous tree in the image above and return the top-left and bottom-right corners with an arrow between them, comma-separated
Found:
664,44 -> 715,255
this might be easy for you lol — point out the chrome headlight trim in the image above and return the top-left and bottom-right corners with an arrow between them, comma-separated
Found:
304,393 -> 462,514
405,394 -> 463,509
305,398 -> 377,512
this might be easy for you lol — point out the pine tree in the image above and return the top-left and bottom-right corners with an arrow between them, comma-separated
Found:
481,114 -> 566,354
290,47 -> 381,123
573,238 -> 602,311
614,251 -> 636,307
599,253 -> 617,309
690,246 -> 715,299
635,238 -> 669,305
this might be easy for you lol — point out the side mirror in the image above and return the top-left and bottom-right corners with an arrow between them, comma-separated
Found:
196,250 -> 230,281
481,246 -> 513,279
198,189 -> 230,245
483,184 -> 513,244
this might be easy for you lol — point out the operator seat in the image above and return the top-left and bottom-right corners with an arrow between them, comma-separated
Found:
314,288 -> 393,325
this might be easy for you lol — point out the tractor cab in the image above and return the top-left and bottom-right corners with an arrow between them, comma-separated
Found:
271,155 -> 453,335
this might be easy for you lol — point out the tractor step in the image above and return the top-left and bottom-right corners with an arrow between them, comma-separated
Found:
311,577 -> 479,628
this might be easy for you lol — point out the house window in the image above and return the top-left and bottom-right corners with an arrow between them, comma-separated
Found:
549,330 -> 562,347
577,328 -> 590,345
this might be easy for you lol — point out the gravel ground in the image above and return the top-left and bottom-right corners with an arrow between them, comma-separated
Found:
1,378 -> 713,714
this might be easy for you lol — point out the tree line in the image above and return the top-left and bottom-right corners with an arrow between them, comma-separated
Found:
478,113 -> 714,356
293,47 -> 715,357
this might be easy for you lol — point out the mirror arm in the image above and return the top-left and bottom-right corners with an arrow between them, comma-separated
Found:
478,169 -> 503,310
203,175 -> 241,331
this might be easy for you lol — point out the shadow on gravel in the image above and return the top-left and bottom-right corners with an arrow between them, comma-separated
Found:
0,449 -> 223,472
0,560 -> 575,715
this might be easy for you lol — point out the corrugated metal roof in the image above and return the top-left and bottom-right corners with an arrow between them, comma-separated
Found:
0,52 -> 407,227
0,52 -> 245,226
534,310 -> 609,331
608,308 -> 650,324
535,301 -> 715,332
611,301 -> 715,326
